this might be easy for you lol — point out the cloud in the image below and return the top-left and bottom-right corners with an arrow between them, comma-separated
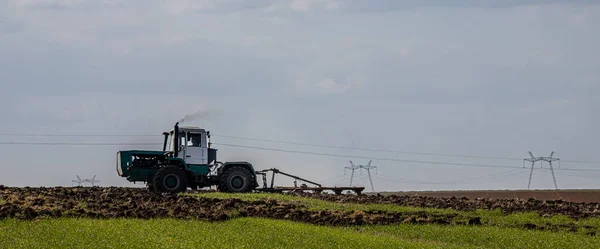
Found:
8,0 -> 598,15
8,0 -> 277,13
289,0 -> 341,12
8,0 -> 130,10
295,77 -> 362,95
161,0 -> 277,14
12,0 -> 83,10
1,0 -> 599,190
289,0 -> 340,12
291,0 -> 599,13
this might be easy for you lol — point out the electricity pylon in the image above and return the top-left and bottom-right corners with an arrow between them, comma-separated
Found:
345,160 -> 378,192
524,151 -> 559,190
85,175 -> 100,186
72,175 -> 85,186
72,175 -> 100,187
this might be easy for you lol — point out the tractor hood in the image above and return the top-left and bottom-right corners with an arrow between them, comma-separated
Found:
116,150 -> 165,177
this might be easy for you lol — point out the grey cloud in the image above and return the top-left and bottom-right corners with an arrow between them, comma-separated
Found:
0,1 -> 599,189
201,0 -> 277,13
17,0 -> 277,14
0,36 -> 288,98
338,0 -> 598,12
158,0 -> 278,14
15,0 -> 139,10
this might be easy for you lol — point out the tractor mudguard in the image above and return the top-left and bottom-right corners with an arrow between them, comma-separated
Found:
220,161 -> 256,174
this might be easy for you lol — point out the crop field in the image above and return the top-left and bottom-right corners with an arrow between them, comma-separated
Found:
2,186 -> 600,248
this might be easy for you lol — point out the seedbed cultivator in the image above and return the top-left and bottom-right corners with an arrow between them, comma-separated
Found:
255,168 -> 364,195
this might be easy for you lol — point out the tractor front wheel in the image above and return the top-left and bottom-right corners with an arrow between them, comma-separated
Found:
152,166 -> 189,193
218,166 -> 253,193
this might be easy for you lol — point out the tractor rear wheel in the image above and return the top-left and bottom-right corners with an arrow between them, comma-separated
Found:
152,166 -> 189,193
218,166 -> 253,193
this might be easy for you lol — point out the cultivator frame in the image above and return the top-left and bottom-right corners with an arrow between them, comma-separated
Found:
254,168 -> 364,195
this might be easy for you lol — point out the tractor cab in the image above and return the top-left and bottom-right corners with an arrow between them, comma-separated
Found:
162,122 -> 217,165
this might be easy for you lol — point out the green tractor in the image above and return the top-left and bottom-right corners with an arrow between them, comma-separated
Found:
116,122 -> 258,193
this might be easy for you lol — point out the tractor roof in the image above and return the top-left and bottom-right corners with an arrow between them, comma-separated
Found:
171,126 -> 207,133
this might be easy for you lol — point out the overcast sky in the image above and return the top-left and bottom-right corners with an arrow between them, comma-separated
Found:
0,0 -> 598,191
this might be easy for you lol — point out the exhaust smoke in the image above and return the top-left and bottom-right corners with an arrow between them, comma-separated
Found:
178,109 -> 224,124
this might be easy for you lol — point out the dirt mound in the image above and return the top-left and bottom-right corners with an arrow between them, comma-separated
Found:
289,192 -> 600,219
0,187 -> 467,227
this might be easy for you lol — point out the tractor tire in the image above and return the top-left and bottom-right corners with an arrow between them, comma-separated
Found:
218,166 -> 254,193
152,166 -> 189,193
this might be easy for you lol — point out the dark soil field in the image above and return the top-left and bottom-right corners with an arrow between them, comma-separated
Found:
3,186 -> 600,223
0,186 -> 469,226
4,186 -> 600,248
377,190 -> 600,203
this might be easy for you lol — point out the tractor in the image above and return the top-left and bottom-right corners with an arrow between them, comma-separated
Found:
116,122 -> 258,193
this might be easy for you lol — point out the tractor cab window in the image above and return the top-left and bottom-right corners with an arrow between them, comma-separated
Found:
187,134 -> 202,147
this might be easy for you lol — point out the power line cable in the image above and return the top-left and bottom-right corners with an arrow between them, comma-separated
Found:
2,140 -> 600,173
0,141 -> 522,170
317,174 -> 350,184
214,143 -> 522,169
2,133 -> 599,164
0,142 -> 161,146
214,135 -> 524,161
214,143 -> 600,173
0,133 -> 532,161
0,133 -> 158,137
555,170 -> 600,179
374,170 -> 526,185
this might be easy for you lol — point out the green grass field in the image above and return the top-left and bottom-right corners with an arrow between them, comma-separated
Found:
2,192 -> 600,248
190,192 -> 600,234
1,218 -> 599,249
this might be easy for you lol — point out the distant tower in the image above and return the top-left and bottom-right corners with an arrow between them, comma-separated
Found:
345,160 -> 378,192
361,160 -> 377,192
85,175 -> 100,187
72,175 -> 85,186
72,175 -> 100,187
524,151 -> 559,190
345,161 -> 360,187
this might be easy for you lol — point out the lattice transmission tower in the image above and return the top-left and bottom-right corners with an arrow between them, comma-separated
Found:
345,160 -> 378,192
72,175 -> 85,186
85,175 -> 100,187
524,151 -> 560,190
71,175 -> 100,187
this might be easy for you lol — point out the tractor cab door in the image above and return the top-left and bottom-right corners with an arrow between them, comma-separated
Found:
179,132 -> 208,165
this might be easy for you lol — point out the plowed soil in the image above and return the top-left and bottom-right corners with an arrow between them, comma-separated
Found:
291,192 -> 600,219
0,186 -> 471,227
4,186 -> 600,235
379,190 -> 600,203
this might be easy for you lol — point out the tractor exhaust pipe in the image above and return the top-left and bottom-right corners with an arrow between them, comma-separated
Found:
173,122 -> 179,157
162,132 -> 169,152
